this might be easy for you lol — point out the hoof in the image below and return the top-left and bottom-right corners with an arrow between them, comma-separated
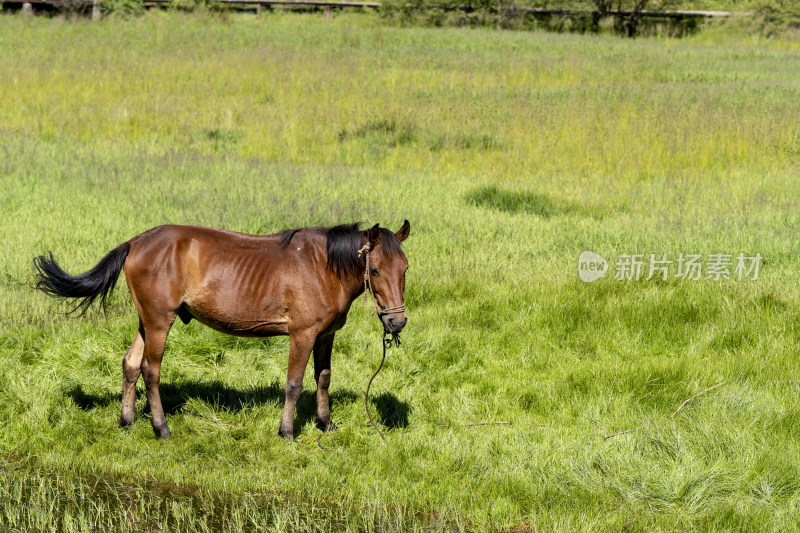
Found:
153,425 -> 171,439
119,416 -> 134,428
316,418 -> 337,432
278,427 -> 295,441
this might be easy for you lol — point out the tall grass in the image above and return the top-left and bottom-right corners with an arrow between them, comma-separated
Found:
1,12 -> 800,531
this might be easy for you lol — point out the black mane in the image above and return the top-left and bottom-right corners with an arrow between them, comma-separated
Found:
279,223 -> 404,279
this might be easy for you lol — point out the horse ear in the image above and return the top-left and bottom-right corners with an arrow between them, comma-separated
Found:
367,224 -> 381,246
396,220 -> 410,242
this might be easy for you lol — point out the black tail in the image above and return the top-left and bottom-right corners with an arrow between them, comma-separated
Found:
33,242 -> 131,315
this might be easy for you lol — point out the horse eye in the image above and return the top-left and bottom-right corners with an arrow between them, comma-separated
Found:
370,267 -> 379,276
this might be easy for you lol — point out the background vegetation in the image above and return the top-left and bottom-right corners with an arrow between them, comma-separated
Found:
1,10 -> 799,532
381,0 -> 800,37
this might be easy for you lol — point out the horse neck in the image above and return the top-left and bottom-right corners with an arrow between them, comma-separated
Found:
341,263 -> 367,304
319,232 -> 369,305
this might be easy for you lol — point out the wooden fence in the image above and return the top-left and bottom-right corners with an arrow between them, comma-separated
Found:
4,0 -> 732,20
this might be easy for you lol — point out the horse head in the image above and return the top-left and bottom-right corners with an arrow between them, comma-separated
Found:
363,220 -> 410,334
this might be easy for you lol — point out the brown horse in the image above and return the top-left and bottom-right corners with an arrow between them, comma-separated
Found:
33,221 -> 410,439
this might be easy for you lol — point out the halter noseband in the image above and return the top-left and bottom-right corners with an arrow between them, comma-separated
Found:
358,243 -> 405,317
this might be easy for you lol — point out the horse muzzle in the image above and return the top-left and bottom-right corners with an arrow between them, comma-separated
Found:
381,312 -> 407,334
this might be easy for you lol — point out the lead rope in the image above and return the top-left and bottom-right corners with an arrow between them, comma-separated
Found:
364,333 -> 401,443
318,329 -> 399,450
358,242 -> 403,444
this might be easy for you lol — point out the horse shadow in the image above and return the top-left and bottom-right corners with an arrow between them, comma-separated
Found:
66,379 -> 410,435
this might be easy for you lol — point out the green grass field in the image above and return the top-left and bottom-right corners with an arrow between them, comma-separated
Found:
1,11 -> 800,532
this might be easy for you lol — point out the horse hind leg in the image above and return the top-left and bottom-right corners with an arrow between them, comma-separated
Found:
140,318 -> 175,439
120,325 -> 145,427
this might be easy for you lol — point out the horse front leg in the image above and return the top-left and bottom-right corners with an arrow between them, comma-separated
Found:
313,333 -> 335,432
279,331 -> 315,440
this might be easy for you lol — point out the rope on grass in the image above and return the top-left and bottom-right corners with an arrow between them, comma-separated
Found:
435,421 -> 511,428
316,434 -> 330,451
364,332 -> 401,444
603,381 -> 726,440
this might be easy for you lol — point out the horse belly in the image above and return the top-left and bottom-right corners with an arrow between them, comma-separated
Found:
181,299 -> 290,337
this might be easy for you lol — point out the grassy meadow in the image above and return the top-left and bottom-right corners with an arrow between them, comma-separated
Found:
1,11 -> 800,532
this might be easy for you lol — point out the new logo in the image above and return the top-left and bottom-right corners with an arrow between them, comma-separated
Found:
578,251 -> 608,283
